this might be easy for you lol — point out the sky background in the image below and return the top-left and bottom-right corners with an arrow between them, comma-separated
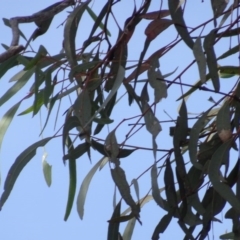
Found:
0,0 -> 238,239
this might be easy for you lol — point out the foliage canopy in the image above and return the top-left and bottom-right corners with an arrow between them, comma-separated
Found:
1,0 -> 240,239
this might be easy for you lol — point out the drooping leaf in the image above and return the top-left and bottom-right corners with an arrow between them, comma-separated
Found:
105,130 -> 119,163
42,152 -> 52,187
0,55 -> 19,79
151,164 -> 169,211
142,101 -> 162,138
76,157 -> 103,219
131,179 -> 140,202
0,67 -> 35,107
111,166 -> 140,219
107,201 -> 121,240
209,141 -> 240,213
62,116 -> 80,155
64,136 -> 77,221
73,89 -> 92,137
217,44 -> 240,60
122,218 -> 136,240
168,0 -> 194,49
203,30 -> 220,92
147,64 -> 168,103
216,102 -> 232,142
152,213 -> 172,240
164,158 -> 178,210
0,137 -> 53,209
193,37 -> 206,83
0,101 -> 21,150
145,19 -> 172,41
211,0 -> 228,27
85,6 -> 111,36
189,110 -> 210,170
24,45 -> 48,70
219,0 -> 237,28
64,0 -> 91,70
85,66 -> 125,127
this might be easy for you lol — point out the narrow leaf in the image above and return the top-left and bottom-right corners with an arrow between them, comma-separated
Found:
193,37 -> 206,83
168,0 -> 194,49
0,68 -> 35,107
209,141 -> 240,213
64,0 -> 91,69
42,152 -> 52,187
0,137 -> 53,209
76,157 -> 103,219
203,30 -> 220,92
0,102 -> 21,150
216,102 -> 232,142
122,218 -> 136,240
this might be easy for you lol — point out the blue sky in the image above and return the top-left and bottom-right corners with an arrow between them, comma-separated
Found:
0,0 -> 238,239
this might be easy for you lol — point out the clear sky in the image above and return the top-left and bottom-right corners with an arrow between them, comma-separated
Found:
0,0 -> 237,239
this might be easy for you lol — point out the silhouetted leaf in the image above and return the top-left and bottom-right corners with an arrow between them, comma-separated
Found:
105,130 -> 119,163
209,141 -> 240,213
62,116 -> 80,155
64,1 -> 91,70
168,0 -> 194,49
211,0 -> 228,27
189,110 -> 210,170
107,201 -> 121,240
217,44 -> 240,60
203,30 -> 220,92
152,213 -> 172,240
216,102 -> 232,142
64,136 -> 76,221
63,142 -> 90,161
0,137 -> 53,209
145,19 -> 172,41
193,37 -> 206,83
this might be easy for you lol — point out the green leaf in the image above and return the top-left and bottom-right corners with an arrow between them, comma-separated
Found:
193,37 -> 206,83
24,45 -> 48,70
0,67 -> 35,107
219,232 -> 235,239
151,163 -> 169,211
64,137 -> 77,221
105,130 -> 119,161
62,116 -> 80,155
0,55 -> 20,79
168,0 -> 194,49
203,30 -> 220,92
0,137 -> 53,209
84,2 -> 111,49
217,44 -> 240,60
189,110 -> 210,170
107,201 -> 121,240
64,0 -> 91,69
142,101 -> 161,138
86,6 -> 111,36
76,157 -> 103,219
216,102 -> 232,142
209,141 -> 240,213
0,101 -> 21,150
42,152 -> 52,187
73,89 -> 92,137
85,66 -> 125,128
